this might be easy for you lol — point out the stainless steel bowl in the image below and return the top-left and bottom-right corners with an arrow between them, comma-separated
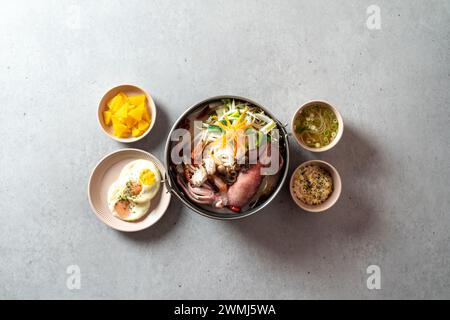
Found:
164,95 -> 290,220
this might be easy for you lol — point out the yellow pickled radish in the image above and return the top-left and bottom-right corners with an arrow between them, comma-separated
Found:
131,127 -> 142,137
103,92 -> 151,138
116,103 -> 129,120
141,103 -> 151,122
128,106 -> 144,122
127,94 -> 146,106
125,116 -> 137,128
108,92 -> 126,113
138,120 -> 150,132
113,122 -> 130,138
103,111 -> 112,125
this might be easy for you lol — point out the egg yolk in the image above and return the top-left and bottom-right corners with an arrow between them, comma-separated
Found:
114,200 -> 131,219
129,181 -> 142,195
139,169 -> 155,186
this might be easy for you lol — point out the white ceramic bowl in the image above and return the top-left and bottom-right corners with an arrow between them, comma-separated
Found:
98,84 -> 156,143
289,160 -> 342,213
87,148 -> 171,232
291,100 -> 344,152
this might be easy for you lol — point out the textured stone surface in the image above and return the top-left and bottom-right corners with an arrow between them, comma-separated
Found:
0,0 -> 449,299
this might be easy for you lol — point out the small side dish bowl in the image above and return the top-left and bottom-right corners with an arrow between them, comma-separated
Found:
88,148 -> 171,232
290,160 -> 341,213
98,84 -> 156,143
291,100 -> 344,152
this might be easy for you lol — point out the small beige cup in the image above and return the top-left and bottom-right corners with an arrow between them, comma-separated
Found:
290,160 -> 342,213
291,100 -> 344,152
98,84 -> 156,143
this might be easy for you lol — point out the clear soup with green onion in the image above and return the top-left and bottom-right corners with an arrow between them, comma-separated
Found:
294,104 -> 339,149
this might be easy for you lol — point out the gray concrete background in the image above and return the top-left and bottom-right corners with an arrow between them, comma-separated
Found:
0,0 -> 449,299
